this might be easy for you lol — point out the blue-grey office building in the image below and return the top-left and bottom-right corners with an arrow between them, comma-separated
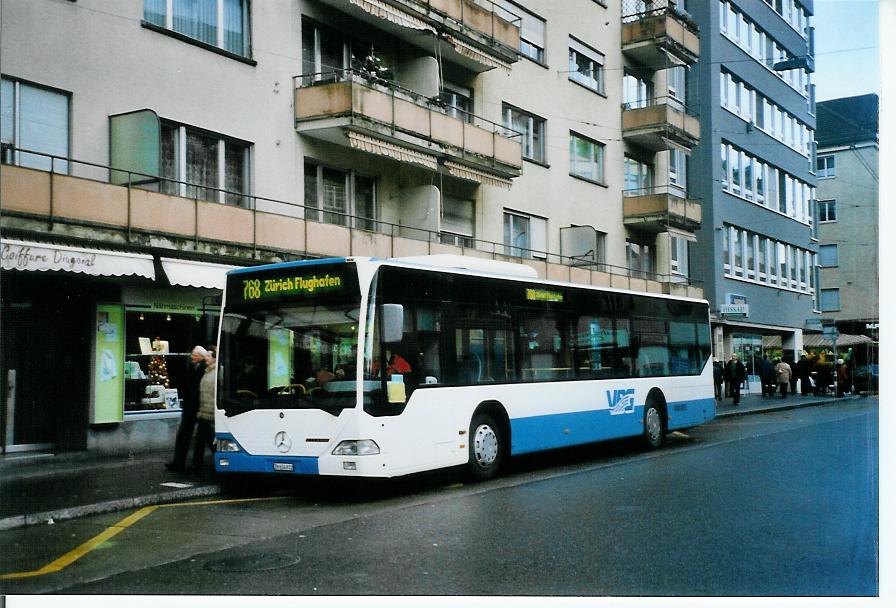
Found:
686,0 -> 818,374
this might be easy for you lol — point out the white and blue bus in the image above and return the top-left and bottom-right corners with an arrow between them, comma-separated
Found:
214,255 -> 714,481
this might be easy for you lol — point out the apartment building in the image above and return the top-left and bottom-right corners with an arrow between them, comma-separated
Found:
686,0 -> 818,378
813,94 -> 878,359
0,0 -> 702,455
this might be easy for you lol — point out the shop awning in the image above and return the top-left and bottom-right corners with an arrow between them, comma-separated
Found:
160,258 -> 242,290
0,238 -> 155,279
347,131 -> 438,170
802,333 -> 874,348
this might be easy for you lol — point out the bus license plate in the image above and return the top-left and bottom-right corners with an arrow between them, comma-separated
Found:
273,462 -> 293,472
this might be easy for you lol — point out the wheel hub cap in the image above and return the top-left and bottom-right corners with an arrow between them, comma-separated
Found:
646,408 -> 661,441
473,424 -> 498,467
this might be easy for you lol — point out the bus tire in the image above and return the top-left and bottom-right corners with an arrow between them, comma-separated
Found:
643,399 -> 666,449
467,412 -> 503,481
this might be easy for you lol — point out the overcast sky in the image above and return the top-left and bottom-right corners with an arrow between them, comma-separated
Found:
812,0 -> 880,101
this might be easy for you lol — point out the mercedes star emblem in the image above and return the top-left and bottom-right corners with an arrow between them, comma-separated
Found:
274,431 -> 292,453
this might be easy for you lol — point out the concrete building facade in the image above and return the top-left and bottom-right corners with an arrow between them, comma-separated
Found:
686,0 -> 818,379
814,94 -> 879,353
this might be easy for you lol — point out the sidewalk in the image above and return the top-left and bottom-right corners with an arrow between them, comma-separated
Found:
0,392 -> 865,530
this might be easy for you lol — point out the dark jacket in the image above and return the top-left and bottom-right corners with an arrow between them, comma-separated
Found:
725,359 -> 746,383
795,357 -> 811,379
760,357 -> 774,380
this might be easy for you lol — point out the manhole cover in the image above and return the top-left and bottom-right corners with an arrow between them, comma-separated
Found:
204,553 -> 300,573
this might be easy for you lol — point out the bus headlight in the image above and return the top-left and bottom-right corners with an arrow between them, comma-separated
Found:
215,438 -> 241,452
332,439 -> 380,456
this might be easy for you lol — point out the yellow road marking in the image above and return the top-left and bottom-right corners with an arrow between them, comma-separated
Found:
0,496 -> 287,580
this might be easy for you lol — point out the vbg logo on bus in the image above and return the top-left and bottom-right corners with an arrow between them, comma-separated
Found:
607,389 -> 636,416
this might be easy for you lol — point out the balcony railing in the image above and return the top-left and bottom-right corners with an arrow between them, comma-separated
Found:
621,95 -> 700,151
315,0 -> 520,71
0,147 -> 703,295
621,0 -> 699,67
411,0 -> 521,49
622,183 -> 702,232
294,69 -> 523,175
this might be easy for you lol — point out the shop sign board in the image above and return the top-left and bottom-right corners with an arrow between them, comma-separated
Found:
92,303 -> 125,424
720,304 -> 749,317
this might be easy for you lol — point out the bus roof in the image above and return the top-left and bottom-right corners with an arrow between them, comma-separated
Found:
225,256 -> 708,305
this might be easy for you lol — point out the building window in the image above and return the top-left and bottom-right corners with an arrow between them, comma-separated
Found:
623,73 -> 652,109
568,38 -> 604,94
0,77 -> 69,172
669,150 -> 687,190
667,66 -> 686,104
304,162 -> 377,230
569,133 -> 605,183
819,288 -> 841,312
301,19 -> 349,82
441,196 -> 475,247
670,235 -> 690,277
497,0 -> 545,63
503,104 -> 545,163
437,84 -> 473,124
144,0 -> 251,57
504,210 -> 547,259
623,156 -> 652,193
818,199 -> 837,223
816,154 -> 835,178
819,244 -> 839,267
159,123 -> 250,205
626,240 -> 655,279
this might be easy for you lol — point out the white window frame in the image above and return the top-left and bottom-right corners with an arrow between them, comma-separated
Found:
503,104 -> 545,163
568,38 -> 605,95
569,132 -> 605,184
304,161 -> 377,229
818,199 -> 837,223
503,209 -> 547,259
817,154 -> 835,178
0,77 -> 70,173
145,0 -> 251,56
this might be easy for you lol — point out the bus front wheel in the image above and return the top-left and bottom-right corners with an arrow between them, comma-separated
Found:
467,413 -> 503,481
643,401 -> 666,449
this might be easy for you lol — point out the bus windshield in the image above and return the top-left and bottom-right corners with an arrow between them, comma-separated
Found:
219,262 -> 363,416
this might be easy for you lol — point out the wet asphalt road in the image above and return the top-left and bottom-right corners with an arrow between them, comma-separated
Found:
2,399 -> 878,597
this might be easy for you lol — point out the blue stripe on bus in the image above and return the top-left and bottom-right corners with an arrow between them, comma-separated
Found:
226,257 -> 347,276
509,398 -> 716,455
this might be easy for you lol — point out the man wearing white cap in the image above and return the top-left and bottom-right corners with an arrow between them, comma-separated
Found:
166,345 -> 208,471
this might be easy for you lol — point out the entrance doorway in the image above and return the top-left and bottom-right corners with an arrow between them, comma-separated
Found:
732,334 -> 763,394
1,272 -> 93,453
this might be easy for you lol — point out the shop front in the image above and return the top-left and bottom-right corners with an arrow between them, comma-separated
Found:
712,316 -> 804,396
1,238 -> 239,455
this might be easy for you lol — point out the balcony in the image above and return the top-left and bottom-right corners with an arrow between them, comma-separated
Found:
621,0 -> 699,67
315,0 -> 520,72
1,151 -> 703,298
621,97 -> 700,151
294,70 -> 522,181
622,184 -> 701,232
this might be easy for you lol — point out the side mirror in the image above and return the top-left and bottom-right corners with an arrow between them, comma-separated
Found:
381,304 -> 404,344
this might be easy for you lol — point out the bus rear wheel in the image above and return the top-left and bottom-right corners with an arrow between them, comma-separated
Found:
467,413 -> 503,481
643,401 -> 666,449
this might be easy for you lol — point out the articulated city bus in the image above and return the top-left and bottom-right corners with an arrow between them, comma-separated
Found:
214,255 -> 714,481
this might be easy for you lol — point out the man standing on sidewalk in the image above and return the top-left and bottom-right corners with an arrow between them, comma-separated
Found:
166,345 -> 208,472
725,353 -> 746,406
775,358 -> 792,399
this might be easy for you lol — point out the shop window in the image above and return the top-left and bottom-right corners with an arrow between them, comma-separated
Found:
123,310 -> 217,414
